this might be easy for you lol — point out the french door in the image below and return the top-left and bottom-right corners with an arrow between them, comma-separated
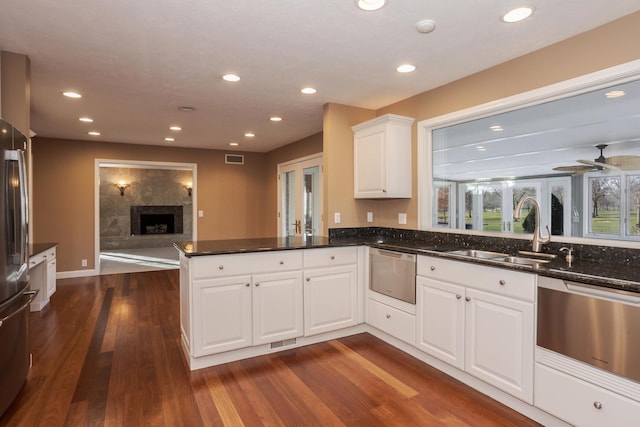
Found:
277,154 -> 323,237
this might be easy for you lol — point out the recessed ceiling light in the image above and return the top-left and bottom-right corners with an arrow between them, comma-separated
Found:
356,0 -> 386,11
222,74 -> 241,82
164,137 -> 175,142
88,131 -> 100,136
605,90 -> 626,98
490,125 -> 504,132
79,117 -> 93,123
270,116 -> 283,122
229,142 -> 239,146
63,91 -> 82,98
178,106 -> 195,112
477,146 -> 487,151
502,7 -> 534,23
416,19 -> 436,34
244,132 -> 255,138
396,64 -> 416,73
301,87 -> 317,94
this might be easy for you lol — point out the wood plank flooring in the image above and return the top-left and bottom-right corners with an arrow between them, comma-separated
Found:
1,270 -> 541,426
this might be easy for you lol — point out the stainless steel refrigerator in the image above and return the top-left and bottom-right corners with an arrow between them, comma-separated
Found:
0,118 -> 36,417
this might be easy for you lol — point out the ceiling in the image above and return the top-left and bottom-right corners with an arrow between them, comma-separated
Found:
1,1 -> 639,152
433,77 -> 640,181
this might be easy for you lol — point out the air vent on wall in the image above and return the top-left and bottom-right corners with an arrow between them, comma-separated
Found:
225,154 -> 244,165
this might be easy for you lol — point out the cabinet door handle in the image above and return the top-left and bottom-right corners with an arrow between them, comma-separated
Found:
306,277 -> 310,282
465,297 -> 471,302
218,265 -> 224,270
593,402 -> 602,410
386,314 -> 391,319
430,266 -> 436,271
245,283 -> 250,287
499,279 -> 506,286
255,282 -> 260,287
456,294 -> 462,299
279,261 -> 284,265
330,255 -> 335,260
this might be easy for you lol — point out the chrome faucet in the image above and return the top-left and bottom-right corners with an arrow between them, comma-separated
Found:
514,196 -> 550,252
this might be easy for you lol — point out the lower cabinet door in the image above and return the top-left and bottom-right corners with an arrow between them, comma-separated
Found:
304,265 -> 358,336
252,271 -> 304,345
192,275 -> 252,357
46,259 -> 57,297
465,288 -> 534,403
416,277 -> 465,370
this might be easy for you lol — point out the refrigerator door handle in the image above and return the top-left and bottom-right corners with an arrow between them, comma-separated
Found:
17,149 -> 29,267
0,290 -> 38,328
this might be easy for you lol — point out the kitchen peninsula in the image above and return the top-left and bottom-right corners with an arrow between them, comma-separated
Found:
176,228 -> 640,427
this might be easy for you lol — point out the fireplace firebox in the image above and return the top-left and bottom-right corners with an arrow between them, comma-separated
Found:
131,205 -> 183,236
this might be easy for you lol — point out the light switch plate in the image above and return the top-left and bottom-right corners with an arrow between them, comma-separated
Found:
367,212 -> 373,222
198,210 -> 204,217
398,213 -> 407,224
334,212 -> 341,224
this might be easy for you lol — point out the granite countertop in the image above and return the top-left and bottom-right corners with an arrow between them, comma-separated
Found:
175,233 -> 640,294
29,242 -> 57,257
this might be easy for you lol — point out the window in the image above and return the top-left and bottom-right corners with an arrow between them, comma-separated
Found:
585,172 -> 640,240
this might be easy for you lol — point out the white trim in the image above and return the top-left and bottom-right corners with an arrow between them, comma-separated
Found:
94,159 -> 198,274
57,269 -> 99,279
417,59 -> 640,249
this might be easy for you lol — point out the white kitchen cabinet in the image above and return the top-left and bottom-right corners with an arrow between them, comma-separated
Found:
352,114 -> 414,198
416,255 -> 535,403
304,264 -> 358,336
303,247 -> 359,336
192,275 -> 253,357
252,271 -> 304,345
367,297 -> 415,345
29,245 -> 57,311
185,250 -> 304,358
45,249 -> 57,298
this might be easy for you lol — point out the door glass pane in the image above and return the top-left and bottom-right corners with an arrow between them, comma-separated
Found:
589,176 -> 620,235
550,185 -> 566,236
283,170 -> 296,236
481,185 -> 502,232
303,166 -> 319,236
513,187 -> 537,234
627,175 -> 640,237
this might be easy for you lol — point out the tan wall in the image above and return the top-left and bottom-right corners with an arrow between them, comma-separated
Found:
0,51 -> 30,135
324,11 -> 640,231
32,137 -> 270,272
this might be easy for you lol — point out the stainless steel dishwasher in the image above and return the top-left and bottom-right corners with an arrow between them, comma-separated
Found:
369,248 -> 417,304
537,276 -> 640,382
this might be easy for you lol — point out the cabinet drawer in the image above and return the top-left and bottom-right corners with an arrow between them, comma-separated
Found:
29,252 -> 46,267
367,299 -> 415,345
191,250 -> 302,279
417,255 -> 535,302
303,247 -> 357,268
535,363 -> 640,427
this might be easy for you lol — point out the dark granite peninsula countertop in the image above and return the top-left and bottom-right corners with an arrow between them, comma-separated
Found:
174,236 -> 360,257
175,228 -> 640,294
29,242 -> 57,257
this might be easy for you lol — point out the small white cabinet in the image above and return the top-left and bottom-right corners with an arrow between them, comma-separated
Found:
352,114 -> 414,198
29,245 -> 57,312
303,247 -> 359,336
416,255 -> 535,403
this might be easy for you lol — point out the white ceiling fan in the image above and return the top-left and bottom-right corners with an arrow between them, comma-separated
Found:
553,144 -> 640,175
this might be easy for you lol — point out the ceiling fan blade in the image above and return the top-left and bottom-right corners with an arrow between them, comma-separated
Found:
577,159 -> 621,170
604,156 -> 640,170
553,165 -> 595,172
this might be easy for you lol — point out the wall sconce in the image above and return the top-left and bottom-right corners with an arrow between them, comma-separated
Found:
115,181 -> 130,196
184,182 -> 193,197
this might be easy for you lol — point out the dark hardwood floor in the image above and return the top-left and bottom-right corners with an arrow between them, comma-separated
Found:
1,270 -> 541,426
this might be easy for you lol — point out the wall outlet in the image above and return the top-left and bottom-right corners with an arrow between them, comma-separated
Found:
198,210 -> 204,217
81,259 -> 88,267
334,212 -> 341,224
398,213 -> 407,225
367,212 -> 373,222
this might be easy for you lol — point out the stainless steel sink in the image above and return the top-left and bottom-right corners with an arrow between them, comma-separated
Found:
447,249 -> 509,259
493,256 -> 551,266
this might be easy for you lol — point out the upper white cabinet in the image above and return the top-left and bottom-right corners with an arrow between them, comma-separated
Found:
352,114 -> 414,198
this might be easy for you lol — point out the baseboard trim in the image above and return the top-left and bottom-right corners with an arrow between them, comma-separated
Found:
57,269 -> 99,279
